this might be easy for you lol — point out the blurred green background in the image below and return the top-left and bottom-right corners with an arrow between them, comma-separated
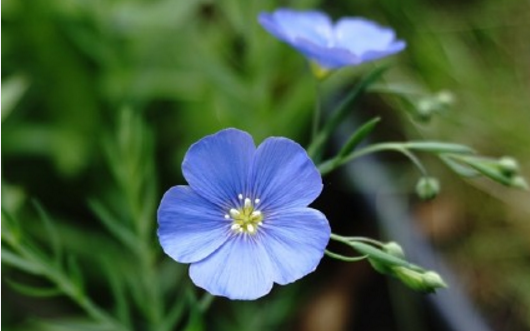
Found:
2,0 -> 529,330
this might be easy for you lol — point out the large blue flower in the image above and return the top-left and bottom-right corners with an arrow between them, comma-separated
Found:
258,8 -> 406,70
158,128 -> 331,300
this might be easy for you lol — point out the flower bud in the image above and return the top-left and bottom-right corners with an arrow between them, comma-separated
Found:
415,177 -> 440,200
436,90 -> 455,107
393,267 -> 447,293
422,271 -> 448,290
510,176 -> 529,190
383,241 -> 405,259
498,157 -> 519,177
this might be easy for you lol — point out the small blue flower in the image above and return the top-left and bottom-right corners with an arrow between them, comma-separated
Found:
158,128 -> 330,300
258,8 -> 406,70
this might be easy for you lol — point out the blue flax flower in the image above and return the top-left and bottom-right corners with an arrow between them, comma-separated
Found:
258,8 -> 406,70
158,128 -> 331,300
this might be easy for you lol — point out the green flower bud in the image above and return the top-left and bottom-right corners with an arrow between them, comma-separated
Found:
368,258 -> 394,275
436,90 -> 455,107
383,241 -> 405,259
422,271 -> 448,289
393,267 -> 426,291
498,157 -> 519,177
393,267 -> 447,293
510,176 -> 529,190
415,177 -> 440,200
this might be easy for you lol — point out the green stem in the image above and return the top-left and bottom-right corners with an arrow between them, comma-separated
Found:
13,244 -> 128,331
318,142 -> 428,176
325,249 -> 367,262
329,233 -> 385,248
198,293 -> 215,312
311,79 -> 322,141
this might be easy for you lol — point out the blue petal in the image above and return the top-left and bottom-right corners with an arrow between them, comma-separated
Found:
182,128 -> 256,208
259,9 -> 333,48
334,18 -> 405,57
189,235 -> 274,300
261,208 -> 330,285
158,186 -> 231,263
292,38 -> 360,69
248,137 -> 322,211
359,40 -> 406,62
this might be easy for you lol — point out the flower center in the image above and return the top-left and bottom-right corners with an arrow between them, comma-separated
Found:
225,194 -> 263,235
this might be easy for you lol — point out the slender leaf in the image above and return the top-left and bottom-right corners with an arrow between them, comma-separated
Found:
1,249 -> 43,274
404,141 -> 475,154
5,278 -> 62,297
88,199 -> 139,253
104,260 -> 131,328
337,117 -> 381,158
66,254 -> 85,292
440,155 -> 479,177
32,200 -> 63,267
159,293 -> 188,331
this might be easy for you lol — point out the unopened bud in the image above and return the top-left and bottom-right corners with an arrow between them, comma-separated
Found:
393,267 -> 425,291
436,90 -> 455,107
394,267 -> 447,293
383,241 -> 405,259
422,271 -> 448,289
510,176 -> 529,190
416,177 -> 440,200
498,157 -> 519,177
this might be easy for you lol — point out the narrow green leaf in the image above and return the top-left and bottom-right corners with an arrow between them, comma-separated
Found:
34,318 -> 116,331
440,155 -> 479,177
66,254 -> 85,292
1,208 -> 22,245
2,75 -> 29,121
1,249 -> 43,274
404,141 -> 475,154
307,66 -> 388,160
32,200 -> 63,267
159,294 -> 188,331
5,278 -> 62,297
88,199 -> 139,253
337,117 -> 381,158
104,260 -> 131,328
184,296 -> 206,331
464,159 -> 513,185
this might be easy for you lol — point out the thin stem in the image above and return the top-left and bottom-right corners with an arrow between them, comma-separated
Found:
311,79 -> 322,141
13,244 -> 128,331
329,233 -> 385,248
325,249 -> 367,262
318,142 -> 428,176
199,293 -> 215,312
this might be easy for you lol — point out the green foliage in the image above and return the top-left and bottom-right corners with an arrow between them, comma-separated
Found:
2,0 -> 529,330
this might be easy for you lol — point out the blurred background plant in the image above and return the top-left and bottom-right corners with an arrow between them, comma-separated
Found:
2,0 -> 529,330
